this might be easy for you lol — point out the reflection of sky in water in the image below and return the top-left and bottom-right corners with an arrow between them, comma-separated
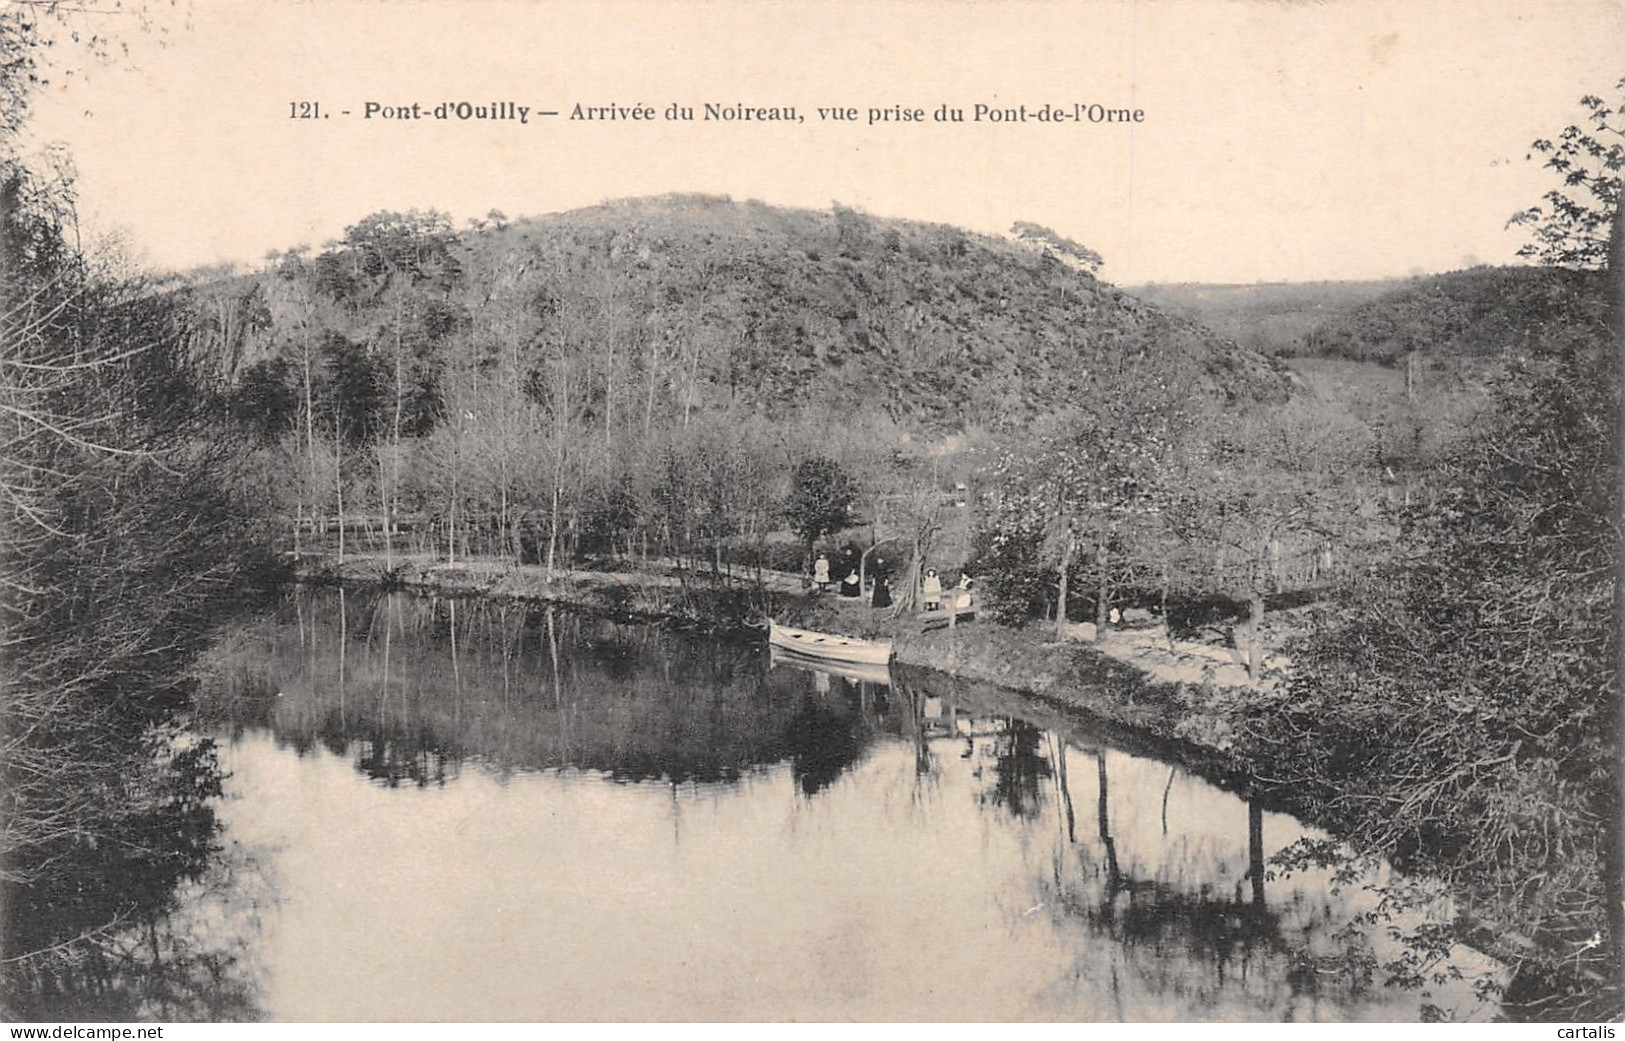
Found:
217,730 -> 1496,1022
199,591 -> 1501,1022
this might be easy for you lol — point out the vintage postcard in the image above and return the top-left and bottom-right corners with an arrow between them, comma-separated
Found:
3,0 -> 1621,1028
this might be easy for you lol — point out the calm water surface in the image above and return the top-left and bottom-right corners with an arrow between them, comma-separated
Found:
186,588 -> 1501,1021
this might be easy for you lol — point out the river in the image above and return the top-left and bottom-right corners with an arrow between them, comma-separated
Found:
166,587 -> 1500,1021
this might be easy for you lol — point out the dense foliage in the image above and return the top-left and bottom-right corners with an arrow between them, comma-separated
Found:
1228,81 -> 1624,1018
1296,266 -> 1605,365
971,369 -> 1184,638
1,28 -> 274,1011
1236,337 -> 1620,1017
783,457 -> 858,567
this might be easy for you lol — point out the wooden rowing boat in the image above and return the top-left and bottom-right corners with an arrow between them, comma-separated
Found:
767,621 -> 893,666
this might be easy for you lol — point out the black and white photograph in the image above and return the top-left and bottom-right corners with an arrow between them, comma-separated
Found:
2,0 -> 1621,1026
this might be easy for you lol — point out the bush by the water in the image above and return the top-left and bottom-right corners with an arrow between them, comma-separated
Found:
1234,338 -> 1621,1019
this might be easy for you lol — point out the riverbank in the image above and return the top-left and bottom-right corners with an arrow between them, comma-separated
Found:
292,550 -> 1283,770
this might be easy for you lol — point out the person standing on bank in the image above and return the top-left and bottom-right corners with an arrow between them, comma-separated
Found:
922,568 -> 943,611
813,553 -> 831,593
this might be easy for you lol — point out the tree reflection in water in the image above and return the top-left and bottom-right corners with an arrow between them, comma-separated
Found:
1,738 -> 268,1021
177,588 -> 1498,1021
879,663 -> 1439,1019
356,724 -> 459,788
202,590 -> 808,787
984,718 -> 1053,820
1025,741 -> 1399,1019
785,692 -> 866,797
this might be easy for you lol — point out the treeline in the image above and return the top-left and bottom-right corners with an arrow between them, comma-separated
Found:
177,197 -> 1296,581
0,160 -> 276,1015
204,196 -> 1290,428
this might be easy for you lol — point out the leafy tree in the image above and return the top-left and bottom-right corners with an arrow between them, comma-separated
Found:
317,333 -> 388,445
230,356 -> 300,441
783,456 -> 857,571
970,480 -> 1056,627
341,208 -> 461,288
1508,77 -> 1623,270
974,353 -> 1188,640
979,417 -> 1169,640
1167,400 -> 1369,679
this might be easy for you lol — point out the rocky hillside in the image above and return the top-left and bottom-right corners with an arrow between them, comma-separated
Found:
179,196 -> 1292,437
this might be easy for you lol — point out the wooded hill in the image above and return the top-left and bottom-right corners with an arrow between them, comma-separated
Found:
181,195 -> 1292,439
1293,265 -> 1606,365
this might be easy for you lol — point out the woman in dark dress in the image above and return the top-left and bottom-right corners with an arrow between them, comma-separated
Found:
870,556 -> 891,608
871,570 -> 892,608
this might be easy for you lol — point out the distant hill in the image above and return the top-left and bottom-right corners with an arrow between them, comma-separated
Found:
180,196 -> 1293,439
1128,279 -> 1408,356
1134,267 -> 1607,367
1291,266 -> 1606,366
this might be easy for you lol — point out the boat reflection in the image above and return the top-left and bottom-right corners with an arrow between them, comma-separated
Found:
768,644 -> 892,687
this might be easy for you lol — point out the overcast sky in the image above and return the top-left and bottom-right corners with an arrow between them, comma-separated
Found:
21,0 -> 1624,285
